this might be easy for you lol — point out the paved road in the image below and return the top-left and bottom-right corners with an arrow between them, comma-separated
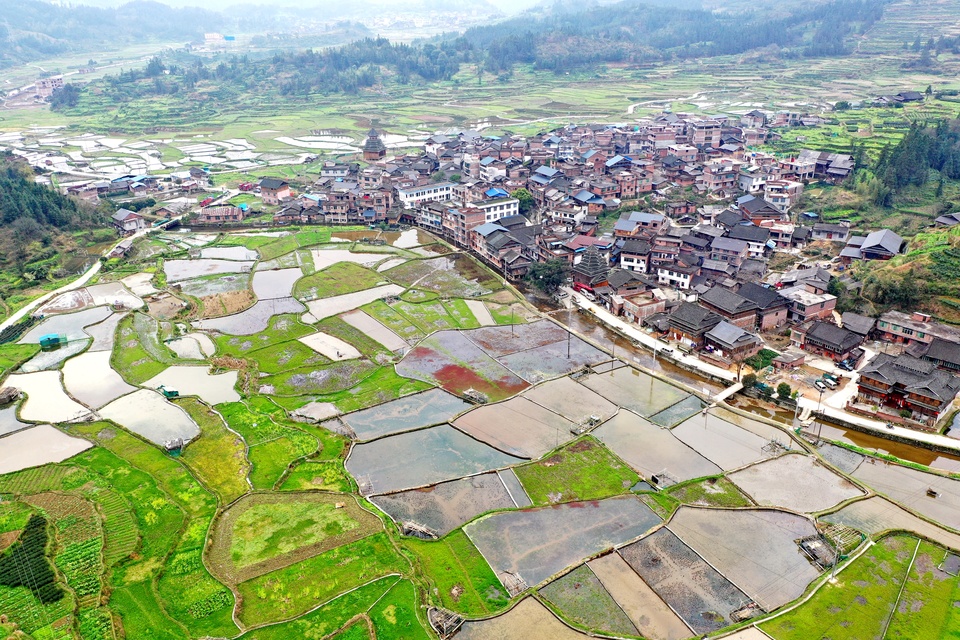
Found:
0,218 -> 181,334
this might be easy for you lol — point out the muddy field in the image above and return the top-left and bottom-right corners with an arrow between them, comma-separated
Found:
649,396 -> 706,428
619,527 -> 749,635
821,496 -> 960,550
498,336 -> 608,384
345,424 -> 523,495
522,376 -> 618,425
199,290 -> 255,319
452,397 -> 577,459
538,564 -> 639,636
587,553 -> 692,640
465,495 -> 660,588
341,388 -> 470,440
593,411 -> 721,483
177,274 -> 250,298
729,454 -> 865,513
668,507 -> 820,610
371,471 -> 521,535
396,330 -> 529,402
456,597 -> 589,640
850,460 -> 960,532
671,411 -> 773,471
467,320 -> 570,357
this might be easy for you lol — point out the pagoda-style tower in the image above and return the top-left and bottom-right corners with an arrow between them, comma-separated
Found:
362,128 -> 387,161
572,244 -> 610,288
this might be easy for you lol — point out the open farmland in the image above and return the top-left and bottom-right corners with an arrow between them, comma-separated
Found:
3,224 -> 960,639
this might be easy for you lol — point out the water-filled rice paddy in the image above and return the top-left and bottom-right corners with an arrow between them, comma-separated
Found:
668,507 -> 820,610
345,424 -> 523,495
371,470 -> 523,535
18,339 -> 90,372
143,366 -> 240,405
195,297 -> 305,335
465,495 -> 660,588
452,397 -> 577,459
62,350 -> 136,409
19,306 -> 112,343
396,330 -> 529,402
619,527 -> 749,635
593,411 -> 721,483
649,395 -> 707,428
582,367 -> 691,417
164,258 -> 254,282
0,425 -> 92,474
521,376 -> 618,426
340,388 -> 470,440
252,268 -> 302,299
304,284 -> 405,321
671,410 -> 774,471
99,388 -> 200,446
729,454 -> 864,512
5,371 -> 91,423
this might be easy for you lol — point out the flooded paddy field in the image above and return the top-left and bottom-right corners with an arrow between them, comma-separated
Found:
18,339 -> 90,372
587,552 -> 692,640
467,320 -> 570,357
164,258 -> 254,282
177,274 -> 250,298
5,371 -> 91,423
340,309 -> 408,351
304,284 -> 405,321
465,495 -> 660,588
816,421 -> 960,473
0,405 -> 28,437
649,395 -> 706,428
538,564 -> 639,636
852,460 -> 960,531
582,366 -> 691,417
668,507 -> 820,610
85,312 -> 125,351
143,366 -> 240,405
0,425 -> 92,474
456,597 -> 590,640
521,376 -> 618,426
309,248 -> 390,270
452,397 -> 577,459
370,470 -> 524,535
671,410 -> 774,471
252,268 -> 302,299
196,297 -> 305,335
396,330 -> 529,402
99,388 -> 200,446
167,335 -> 206,359
729,454 -> 865,512
200,246 -> 259,261
498,335 -> 608,384
20,306 -> 112,344
85,282 -> 143,309
821,496 -> 960,550
345,424 -> 523,495
619,527 -> 749,635
62,351 -> 136,409
340,388 -> 470,440
120,272 -> 157,297
816,442 -> 866,474
594,411 -> 721,482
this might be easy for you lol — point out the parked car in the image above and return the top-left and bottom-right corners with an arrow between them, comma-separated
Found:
838,359 -> 855,371
814,379 -> 828,392
820,377 -> 838,389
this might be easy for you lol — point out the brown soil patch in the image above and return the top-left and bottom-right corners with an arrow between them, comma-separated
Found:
200,290 -> 256,319
147,293 -> 189,320
0,530 -> 20,553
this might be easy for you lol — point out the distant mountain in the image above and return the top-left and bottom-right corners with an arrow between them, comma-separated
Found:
459,0 -> 889,71
1,0 -> 223,68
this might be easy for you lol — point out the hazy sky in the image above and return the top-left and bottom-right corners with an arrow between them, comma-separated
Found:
72,0 -> 544,14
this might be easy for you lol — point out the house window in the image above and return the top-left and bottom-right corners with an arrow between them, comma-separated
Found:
879,321 -> 887,328
917,332 -> 925,338
902,328 -> 914,336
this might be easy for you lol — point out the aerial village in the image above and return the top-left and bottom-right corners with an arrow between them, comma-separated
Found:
4,100 -> 960,639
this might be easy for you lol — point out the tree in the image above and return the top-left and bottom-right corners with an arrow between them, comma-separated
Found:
525,259 -> 568,294
145,56 -> 165,77
510,188 -> 535,216
742,373 -> 757,389
833,100 -> 851,111
777,382 -> 792,399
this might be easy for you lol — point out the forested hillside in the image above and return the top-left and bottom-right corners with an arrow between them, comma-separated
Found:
0,0 -> 222,68
0,155 -> 107,284
460,0 -> 888,71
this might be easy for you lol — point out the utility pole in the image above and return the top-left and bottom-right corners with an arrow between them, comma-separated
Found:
816,387 -> 825,443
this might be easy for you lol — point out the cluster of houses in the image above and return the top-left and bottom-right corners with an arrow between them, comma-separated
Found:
83,109 -> 959,431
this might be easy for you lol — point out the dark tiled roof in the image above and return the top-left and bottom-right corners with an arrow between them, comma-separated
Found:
840,312 -> 875,336
727,225 -> 771,243
700,286 -> 758,315
259,178 -> 288,190
861,353 -> 960,404
738,282 -> 787,310
806,322 -> 862,352
669,302 -> 722,333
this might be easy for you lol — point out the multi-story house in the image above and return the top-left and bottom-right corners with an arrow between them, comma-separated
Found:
698,287 -> 760,331
857,353 -> 960,427
397,182 -> 455,209
791,321 -> 863,363
763,180 -> 804,213
779,285 -> 837,323
736,282 -> 789,331
668,302 -> 722,346
709,237 -> 749,267
876,311 -> 960,347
